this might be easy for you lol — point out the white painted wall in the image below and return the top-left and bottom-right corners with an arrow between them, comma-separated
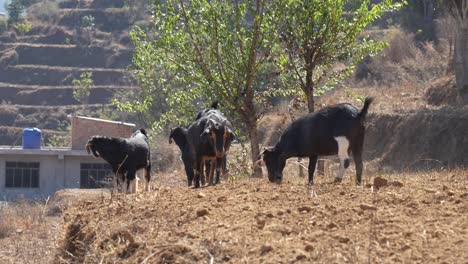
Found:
0,152 -> 110,200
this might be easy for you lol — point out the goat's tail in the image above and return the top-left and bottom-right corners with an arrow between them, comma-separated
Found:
358,97 -> 374,121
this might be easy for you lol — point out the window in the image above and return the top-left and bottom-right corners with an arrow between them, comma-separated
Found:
80,163 -> 113,188
5,162 -> 40,188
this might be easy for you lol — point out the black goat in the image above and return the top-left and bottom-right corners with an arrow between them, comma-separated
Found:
196,101 -> 219,120
258,97 -> 374,185
187,109 -> 234,188
169,126 -> 196,186
86,128 -> 151,193
169,101 -> 220,187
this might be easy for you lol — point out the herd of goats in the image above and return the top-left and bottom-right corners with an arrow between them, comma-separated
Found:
85,97 -> 374,193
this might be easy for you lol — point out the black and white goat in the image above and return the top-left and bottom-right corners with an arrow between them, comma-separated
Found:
86,128 -> 151,193
257,97 -> 374,185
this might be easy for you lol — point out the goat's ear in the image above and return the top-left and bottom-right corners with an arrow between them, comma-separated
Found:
168,128 -> 174,144
200,128 -> 211,143
226,127 -> 235,141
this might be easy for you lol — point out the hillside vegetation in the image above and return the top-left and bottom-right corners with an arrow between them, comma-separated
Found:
0,0 -> 147,145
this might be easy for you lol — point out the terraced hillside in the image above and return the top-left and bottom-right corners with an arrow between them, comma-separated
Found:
0,0 -> 142,145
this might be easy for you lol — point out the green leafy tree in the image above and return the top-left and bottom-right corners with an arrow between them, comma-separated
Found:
121,0 -> 285,176
6,0 -> 24,25
277,0 -> 406,112
72,72 -> 93,105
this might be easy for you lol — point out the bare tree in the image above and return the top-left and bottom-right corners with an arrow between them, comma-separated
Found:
449,0 -> 468,103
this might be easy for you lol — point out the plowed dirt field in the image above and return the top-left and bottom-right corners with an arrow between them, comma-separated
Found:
55,170 -> 468,263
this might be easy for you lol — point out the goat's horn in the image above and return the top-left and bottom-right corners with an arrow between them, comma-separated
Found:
85,143 -> 91,154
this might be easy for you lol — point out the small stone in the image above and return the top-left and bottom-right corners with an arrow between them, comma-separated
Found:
197,192 -> 206,198
260,244 -> 273,255
327,222 -> 337,229
296,253 -> 307,261
335,235 -> 350,243
339,191 -> 346,195
257,219 -> 266,229
389,181 -> 404,187
447,190 -> 455,196
373,177 -> 388,190
298,206 -> 312,213
16,229 -> 23,234
196,209 -> 209,217
304,244 -> 314,252
217,196 -> 227,202
360,204 -> 377,211
424,188 -> 437,193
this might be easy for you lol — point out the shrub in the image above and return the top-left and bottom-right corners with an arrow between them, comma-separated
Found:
0,50 -> 19,69
72,72 -> 93,104
13,22 -> 32,35
28,1 -> 60,23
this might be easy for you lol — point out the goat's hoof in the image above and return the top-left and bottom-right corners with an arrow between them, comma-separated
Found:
344,159 -> 350,169
334,178 -> 342,183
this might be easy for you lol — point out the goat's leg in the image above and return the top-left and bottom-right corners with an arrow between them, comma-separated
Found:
144,166 -> 151,191
184,160 -> 194,187
215,157 -> 223,185
208,160 -> 216,186
276,155 -> 287,183
334,136 -> 350,182
200,160 -> 206,187
204,160 -> 211,186
126,168 -> 137,193
308,155 -> 318,185
116,173 -> 124,193
352,134 -> 365,185
194,156 -> 203,188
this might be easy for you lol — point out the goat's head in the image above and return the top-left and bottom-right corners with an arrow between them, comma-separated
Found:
256,147 -> 282,183
201,119 -> 235,158
169,127 -> 188,146
85,136 -> 103,158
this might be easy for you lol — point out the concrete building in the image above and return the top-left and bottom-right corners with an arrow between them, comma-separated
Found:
0,116 -> 135,200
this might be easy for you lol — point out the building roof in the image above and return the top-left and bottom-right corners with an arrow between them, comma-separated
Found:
0,146 -> 89,157
72,115 -> 135,127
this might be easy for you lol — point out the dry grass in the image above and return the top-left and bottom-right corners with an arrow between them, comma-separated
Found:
0,200 -> 60,264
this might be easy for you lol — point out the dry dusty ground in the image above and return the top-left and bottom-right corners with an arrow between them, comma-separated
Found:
0,189 -> 110,264
54,169 -> 468,264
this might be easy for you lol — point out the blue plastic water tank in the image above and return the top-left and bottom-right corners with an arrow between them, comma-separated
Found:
22,128 -> 42,149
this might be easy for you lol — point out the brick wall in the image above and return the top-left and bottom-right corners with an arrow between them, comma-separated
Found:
71,116 -> 136,150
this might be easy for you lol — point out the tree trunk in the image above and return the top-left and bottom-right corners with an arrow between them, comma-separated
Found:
247,118 -> 263,177
304,63 -> 314,113
454,23 -> 468,104
306,93 -> 314,113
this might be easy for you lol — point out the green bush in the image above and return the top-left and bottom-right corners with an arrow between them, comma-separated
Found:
13,22 -> 32,35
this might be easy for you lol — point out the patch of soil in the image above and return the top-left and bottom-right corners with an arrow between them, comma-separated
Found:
55,170 -> 468,263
